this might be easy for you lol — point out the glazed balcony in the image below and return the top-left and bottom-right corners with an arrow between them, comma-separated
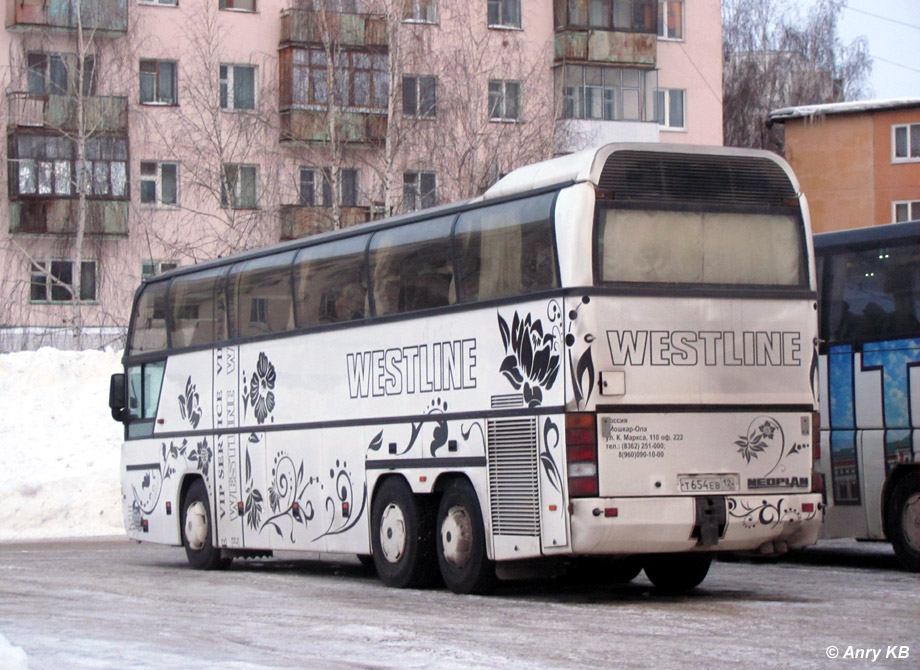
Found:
554,30 -> 656,67
7,0 -> 127,33
280,108 -> 387,145
280,204 -> 371,240
9,199 -> 129,236
8,92 -> 128,133
280,7 -> 386,48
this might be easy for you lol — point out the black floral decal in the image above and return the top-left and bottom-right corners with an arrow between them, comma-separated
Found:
566,297 -> 595,410
735,417 -> 782,464
261,452 -> 317,541
498,310 -> 561,407
248,352 -> 276,425
728,497 -> 818,529
541,418 -> 562,494
178,376 -> 201,428
244,435 -> 264,530
315,460 -> 367,540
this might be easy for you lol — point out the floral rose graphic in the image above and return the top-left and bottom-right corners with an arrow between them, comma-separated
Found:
498,311 -> 561,407
249,352 -> 276,424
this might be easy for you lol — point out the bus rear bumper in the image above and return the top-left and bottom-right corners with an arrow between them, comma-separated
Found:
569,493 -> 823,555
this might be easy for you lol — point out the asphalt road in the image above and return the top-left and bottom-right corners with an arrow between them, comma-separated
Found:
0,538 -> 916,670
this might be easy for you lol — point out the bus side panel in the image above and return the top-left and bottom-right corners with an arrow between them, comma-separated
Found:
121,437 -> 183,545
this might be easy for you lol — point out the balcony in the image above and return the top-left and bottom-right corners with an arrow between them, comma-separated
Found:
280,8 -> 386,48
554,30 -> 656,67
280,108 -> 387,145
9,199 -> 129,236
280,204 -> 371,240
8,92 -> 128,133
7,0 -> 127,33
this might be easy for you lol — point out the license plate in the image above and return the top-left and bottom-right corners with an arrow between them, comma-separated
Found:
678,474 -> 740,493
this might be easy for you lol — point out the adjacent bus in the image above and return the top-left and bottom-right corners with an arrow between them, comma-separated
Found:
109,144 -> 824,594
814,220 -> 919,571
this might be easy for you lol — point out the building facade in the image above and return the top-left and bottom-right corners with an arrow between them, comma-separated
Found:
0,0 -> 722,350
769,99 -> 920,234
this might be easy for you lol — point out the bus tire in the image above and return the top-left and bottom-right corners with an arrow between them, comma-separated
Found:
371,477 -> 438,589
182,479 -> 231,570
887,474 -> 919,572
436,479 -> 495,595
643,553 -> 711,593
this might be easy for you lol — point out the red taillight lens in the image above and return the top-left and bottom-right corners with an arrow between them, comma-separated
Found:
566,413 -> 598,498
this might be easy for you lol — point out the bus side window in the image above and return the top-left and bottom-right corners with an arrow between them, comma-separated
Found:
293,236 -> 369,327
454,193 -> 557,303
168,269 -> 224,349
128,281 -> 169,354
369,216 -> 454,316
228,252 -> 296,338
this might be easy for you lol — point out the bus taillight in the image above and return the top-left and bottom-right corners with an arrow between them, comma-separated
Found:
566,413 -> 598,498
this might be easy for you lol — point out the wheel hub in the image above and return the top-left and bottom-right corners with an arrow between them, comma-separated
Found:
441,505 -> 473,568
379,503 -> 407,564
184,500 -> 209,551
902,492 -> 919,551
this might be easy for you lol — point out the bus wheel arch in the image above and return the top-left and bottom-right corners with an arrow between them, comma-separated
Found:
883,467 -> 919,572
435,476 -> 495,595
180,476 -> 231,570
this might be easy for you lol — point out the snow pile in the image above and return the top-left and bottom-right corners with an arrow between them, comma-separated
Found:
0,348 -> 124,541
0,634 -> 29,670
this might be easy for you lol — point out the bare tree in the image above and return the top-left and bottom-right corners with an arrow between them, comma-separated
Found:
722,0 -> 872,151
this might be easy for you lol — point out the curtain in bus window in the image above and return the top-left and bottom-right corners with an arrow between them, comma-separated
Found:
454,192 -> 557,303
168,268 -> 225,349
369,216 -> 454,316
292,236 -> 369,327
128,282 -> 169,354
599,209 -> 803,286
228,252 -> 296,338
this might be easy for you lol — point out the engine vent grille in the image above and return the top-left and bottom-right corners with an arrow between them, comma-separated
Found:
487,417 -> 540,537
597,150 -> 797,207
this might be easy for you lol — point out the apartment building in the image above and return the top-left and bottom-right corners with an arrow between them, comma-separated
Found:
0,0 -> 722,349
769,99 -> 920,234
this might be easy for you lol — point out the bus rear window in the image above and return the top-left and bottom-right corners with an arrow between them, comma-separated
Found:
128,281 -> 169,354
597,208 -> 805,287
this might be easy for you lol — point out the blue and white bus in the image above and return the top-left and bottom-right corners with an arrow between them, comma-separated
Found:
815,220 -> 919,571
110,144 -> 824,593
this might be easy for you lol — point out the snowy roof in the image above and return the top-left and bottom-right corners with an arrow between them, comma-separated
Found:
769,98 -> 920,123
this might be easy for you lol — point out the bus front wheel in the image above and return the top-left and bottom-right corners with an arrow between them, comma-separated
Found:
181,479 -> 231,570
887,475 -> 919,572
643,553 -> 711,593
436,479 -> 495,595
370,477 -> 438,588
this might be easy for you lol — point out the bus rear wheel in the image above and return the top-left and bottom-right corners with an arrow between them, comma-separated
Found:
182,479 -> 231,570
371,477 -> 438,588
887,475 -> 919,572
643,553 -> 711,593
436,479 -> 494,595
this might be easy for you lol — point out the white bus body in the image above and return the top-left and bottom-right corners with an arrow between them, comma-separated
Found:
112,144 -> 823,593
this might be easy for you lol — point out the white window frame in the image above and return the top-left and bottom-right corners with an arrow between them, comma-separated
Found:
142,260 -> 179,278
402,75 -> 437,119
488,79 -> 521,121
402,170 -> 436,212
139,0 -> 177,6
892,199 -> 920,223
403,0 -> 437,23
220,64 -> 258,111
487,0 -> 521,29
656,88 -> 685,130
892,123 -> 920,163
139,59 -> 177,105
219,0 -> 256,12
221,163 -> 259,209
299,167 -> 359,208
657,0 -> 684,40
29,259 -> 97,303
140,161 -> 179,208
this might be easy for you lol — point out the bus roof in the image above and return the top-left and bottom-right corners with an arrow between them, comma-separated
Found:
814,220 -> 920,250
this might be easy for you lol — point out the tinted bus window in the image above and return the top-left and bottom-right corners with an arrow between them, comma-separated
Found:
168,268 -> 227,349
228,251 -> 296,338
370,216 -> 454,316
454,193 -> 557,302
293,236 -> 369,326
128,281 -> 169,354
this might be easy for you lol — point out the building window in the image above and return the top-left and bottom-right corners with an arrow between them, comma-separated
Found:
402,75 -> 437,118
488,80 -> 521,120
10,134 -> 128,199
142,260 -> 179,278
488,0 -> 520,28
220,64 -> 256,110
558,65 -> 656,122
655,88 -> 685,128
403,0 -> 437,23
299,167 -> 358,207
403,171 -> 436,212
892,123 -> 920,163
221,164 -> 258,209
556,0 -> 656,32
139,60 -> 177,105
657,0 -> 682,39
27,53 -> 95,96
139,0 -> 178,6
291,48 -> 388,112
893,200 -> 920,222
219,0 -> 256,11
30,260 -> 96,303
140,161 -> 178,207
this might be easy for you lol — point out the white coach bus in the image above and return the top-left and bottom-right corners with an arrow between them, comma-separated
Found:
110,144 -> 824,594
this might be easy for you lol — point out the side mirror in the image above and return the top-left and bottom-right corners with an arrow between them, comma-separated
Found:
109,373 -> 127,422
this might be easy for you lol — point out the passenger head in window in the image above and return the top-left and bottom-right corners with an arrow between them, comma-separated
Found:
335,283 -> 365,321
